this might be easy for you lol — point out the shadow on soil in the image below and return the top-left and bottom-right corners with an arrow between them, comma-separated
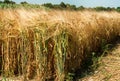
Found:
74,36 -> 120,81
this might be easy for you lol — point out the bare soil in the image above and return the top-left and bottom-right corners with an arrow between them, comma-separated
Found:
79,41 -> 120,81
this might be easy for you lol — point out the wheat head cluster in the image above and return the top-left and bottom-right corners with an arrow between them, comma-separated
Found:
0,9 -> 120,81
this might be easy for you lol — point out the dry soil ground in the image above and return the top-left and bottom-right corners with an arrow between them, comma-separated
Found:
79,40 -> 120,81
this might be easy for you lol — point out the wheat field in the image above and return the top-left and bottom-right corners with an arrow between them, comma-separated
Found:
0,9 -> 120,81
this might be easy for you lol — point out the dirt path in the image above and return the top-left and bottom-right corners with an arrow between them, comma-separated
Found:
79,41 -> 120,81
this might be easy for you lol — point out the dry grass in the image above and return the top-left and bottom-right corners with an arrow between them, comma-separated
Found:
0,9 -> 120,81
80,40 -> 120,81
